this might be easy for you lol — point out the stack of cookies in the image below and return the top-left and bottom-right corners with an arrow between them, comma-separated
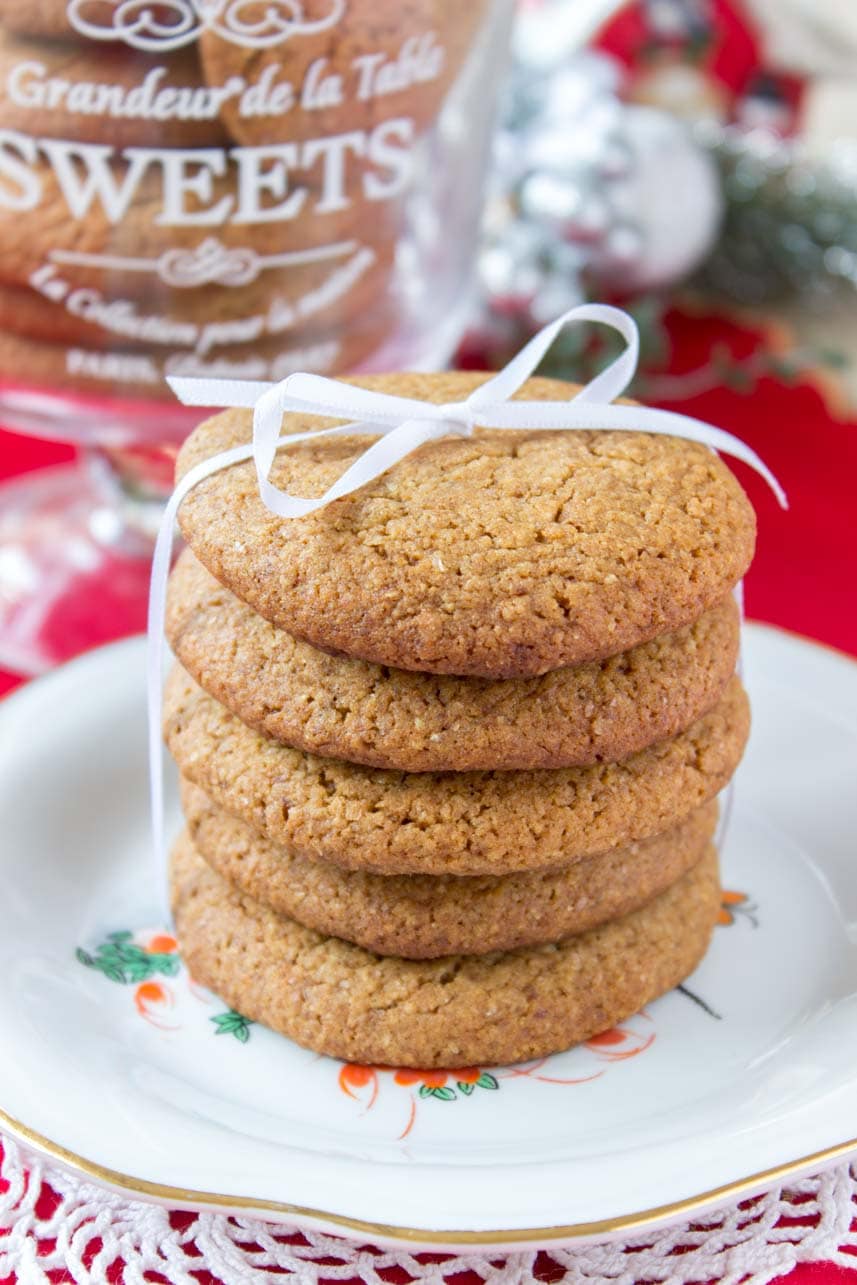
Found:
164,371 -> 754,1069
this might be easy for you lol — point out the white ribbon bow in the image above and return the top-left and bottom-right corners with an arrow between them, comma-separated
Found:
148,303 -> 786,919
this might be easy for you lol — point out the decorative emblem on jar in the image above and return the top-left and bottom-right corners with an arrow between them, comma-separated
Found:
65,0 -> 347,53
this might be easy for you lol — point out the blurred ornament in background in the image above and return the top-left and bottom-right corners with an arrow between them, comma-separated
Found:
467,0 -> 857,419
588,105 -> 722,290
693,124 -> 857,306
471,2 -> 723,361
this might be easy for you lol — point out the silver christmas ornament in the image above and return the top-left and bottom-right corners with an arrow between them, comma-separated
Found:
477,45 -> 723,329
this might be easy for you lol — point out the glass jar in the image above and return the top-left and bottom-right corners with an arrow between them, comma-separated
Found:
0,0 -> 515,671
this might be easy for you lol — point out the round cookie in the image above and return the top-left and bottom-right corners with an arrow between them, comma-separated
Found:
171,834 -> 722,1068
0,323 -> 386,403
181,779 -> 719,957
167,549 -> 740,771
175,372 -> 757,679
199,0 -> 490,146
0,33 -> 229,147
163,663 -> 750,876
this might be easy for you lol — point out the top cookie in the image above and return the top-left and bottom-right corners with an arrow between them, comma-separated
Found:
176,372 -> 756,678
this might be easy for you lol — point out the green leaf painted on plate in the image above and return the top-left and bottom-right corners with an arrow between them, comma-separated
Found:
76,934 -> 182,985
429,1086 -> 457,1102
211,1010 -> 253,1043
477,1072 -> 499,1091
146,952 -> 181,977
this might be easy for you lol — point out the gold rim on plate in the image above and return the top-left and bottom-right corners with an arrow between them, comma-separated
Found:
1,1105 -> 855,1247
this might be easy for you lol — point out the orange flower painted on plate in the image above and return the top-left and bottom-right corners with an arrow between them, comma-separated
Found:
337,1063 -> 499,1119
339,1063 -> 379,1108
335,1013 -> 658,1138
76,927 -> 256,1043
134,980 -> 178,1030
585,1028 -> 627,1048
451,1068 -> 481,1085
584,1022 -> 656,1061
341,1064 -> 375,1089
394,1069 -> 449,1089
719,890 -> 759,927
393,1067 -> 498,1100
146,933 -> 177,954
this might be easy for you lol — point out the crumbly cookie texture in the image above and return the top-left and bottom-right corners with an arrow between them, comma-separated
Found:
182,778 -> 718,957
175,372 -> 756,678
171,835 -> 721,1068
167,549 -> 740,771
164,664 -> 749,875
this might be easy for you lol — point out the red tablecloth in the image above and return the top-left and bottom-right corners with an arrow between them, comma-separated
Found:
1,306 -> 856,1283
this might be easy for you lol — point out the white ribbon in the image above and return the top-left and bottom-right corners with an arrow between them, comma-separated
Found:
149,303 -> 786,920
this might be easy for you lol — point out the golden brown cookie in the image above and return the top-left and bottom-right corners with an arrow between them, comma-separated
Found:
182,778 -> 719,957
0,33 -> 228,147
171,833 -> 722,1067
199,0 -> 489,146
167,549 -> 740,771
175,373 -> 756,679
164,664 -> 749,875
0,323 -> 386,401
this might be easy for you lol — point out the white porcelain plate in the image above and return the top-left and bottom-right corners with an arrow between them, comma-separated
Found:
1,625 -> 856,1252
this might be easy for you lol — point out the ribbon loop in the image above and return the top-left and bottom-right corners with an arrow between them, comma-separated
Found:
167,303 -> 787,515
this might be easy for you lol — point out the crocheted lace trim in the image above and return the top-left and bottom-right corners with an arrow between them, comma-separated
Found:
2,1135 -> 856,1283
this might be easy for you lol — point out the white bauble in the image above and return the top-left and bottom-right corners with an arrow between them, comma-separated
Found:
590,106 -> 723,290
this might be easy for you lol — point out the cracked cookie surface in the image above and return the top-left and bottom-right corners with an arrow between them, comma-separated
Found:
171,835 -> 721,1067
175,372 -> 755,678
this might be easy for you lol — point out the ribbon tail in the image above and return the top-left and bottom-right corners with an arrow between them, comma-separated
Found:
257,417 -> 458,520
146,488 -> 182,928
605,403 -> 788,509
146,440 -> 258,925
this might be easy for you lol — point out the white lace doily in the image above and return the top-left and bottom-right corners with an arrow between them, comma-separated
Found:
1,1134 -> 856,1284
